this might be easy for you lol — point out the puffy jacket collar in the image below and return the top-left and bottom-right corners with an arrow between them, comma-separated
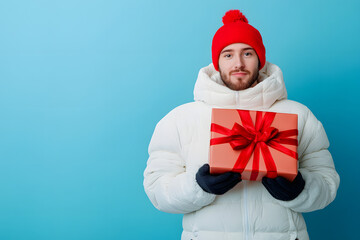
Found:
193,62 -> 287,110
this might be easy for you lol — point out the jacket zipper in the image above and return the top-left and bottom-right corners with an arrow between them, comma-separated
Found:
243,181 -> 250,240
236,91 -> 239,107
239,89 -> 249,239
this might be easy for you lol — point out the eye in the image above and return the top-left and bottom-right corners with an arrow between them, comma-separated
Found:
244,52 -> 252,57
224,54 -> 232,58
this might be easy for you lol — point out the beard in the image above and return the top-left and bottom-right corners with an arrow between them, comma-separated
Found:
219,68 -> 259,91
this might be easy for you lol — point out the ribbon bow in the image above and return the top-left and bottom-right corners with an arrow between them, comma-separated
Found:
210,110 -> 298,180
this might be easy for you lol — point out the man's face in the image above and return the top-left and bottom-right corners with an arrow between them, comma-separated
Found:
218,43 -> 260,91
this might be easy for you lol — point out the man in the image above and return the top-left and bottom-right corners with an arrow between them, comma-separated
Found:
144,9 -> 340,240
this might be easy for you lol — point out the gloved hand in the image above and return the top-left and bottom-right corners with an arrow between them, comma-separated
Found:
196,164 -> 241,195
262,171 -> 305,201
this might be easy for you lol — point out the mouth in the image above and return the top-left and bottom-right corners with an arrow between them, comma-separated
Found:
231,71 -> 247,76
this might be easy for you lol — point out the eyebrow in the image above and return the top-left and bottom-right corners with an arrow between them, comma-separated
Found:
220,47 -> 255,54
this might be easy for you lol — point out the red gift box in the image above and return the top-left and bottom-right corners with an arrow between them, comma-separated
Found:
209,108 -> 298,181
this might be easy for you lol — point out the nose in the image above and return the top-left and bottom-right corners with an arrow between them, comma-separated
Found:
234,54 -> 244,69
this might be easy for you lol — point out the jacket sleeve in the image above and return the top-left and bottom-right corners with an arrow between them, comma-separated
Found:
277,107 -> 340,212
143,110 -> 216,214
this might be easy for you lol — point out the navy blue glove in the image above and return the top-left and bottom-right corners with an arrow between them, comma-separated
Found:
262,171 -> 305,201
196,164 -> 241,195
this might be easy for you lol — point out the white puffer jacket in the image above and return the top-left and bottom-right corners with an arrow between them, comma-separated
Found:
144,62 -> 340,240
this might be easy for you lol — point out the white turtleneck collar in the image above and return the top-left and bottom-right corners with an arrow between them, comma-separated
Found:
193,61 -> 288,110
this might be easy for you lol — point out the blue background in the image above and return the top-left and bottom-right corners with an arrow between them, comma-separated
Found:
0,0 -> 359,239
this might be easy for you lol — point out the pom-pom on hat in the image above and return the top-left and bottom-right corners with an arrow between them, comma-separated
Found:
212,10 -> 266,71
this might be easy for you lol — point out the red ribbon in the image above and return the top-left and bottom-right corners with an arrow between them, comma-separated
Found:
210,110 -> 298,180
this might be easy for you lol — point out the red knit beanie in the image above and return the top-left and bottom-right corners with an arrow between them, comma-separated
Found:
212,10 -> 266,71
